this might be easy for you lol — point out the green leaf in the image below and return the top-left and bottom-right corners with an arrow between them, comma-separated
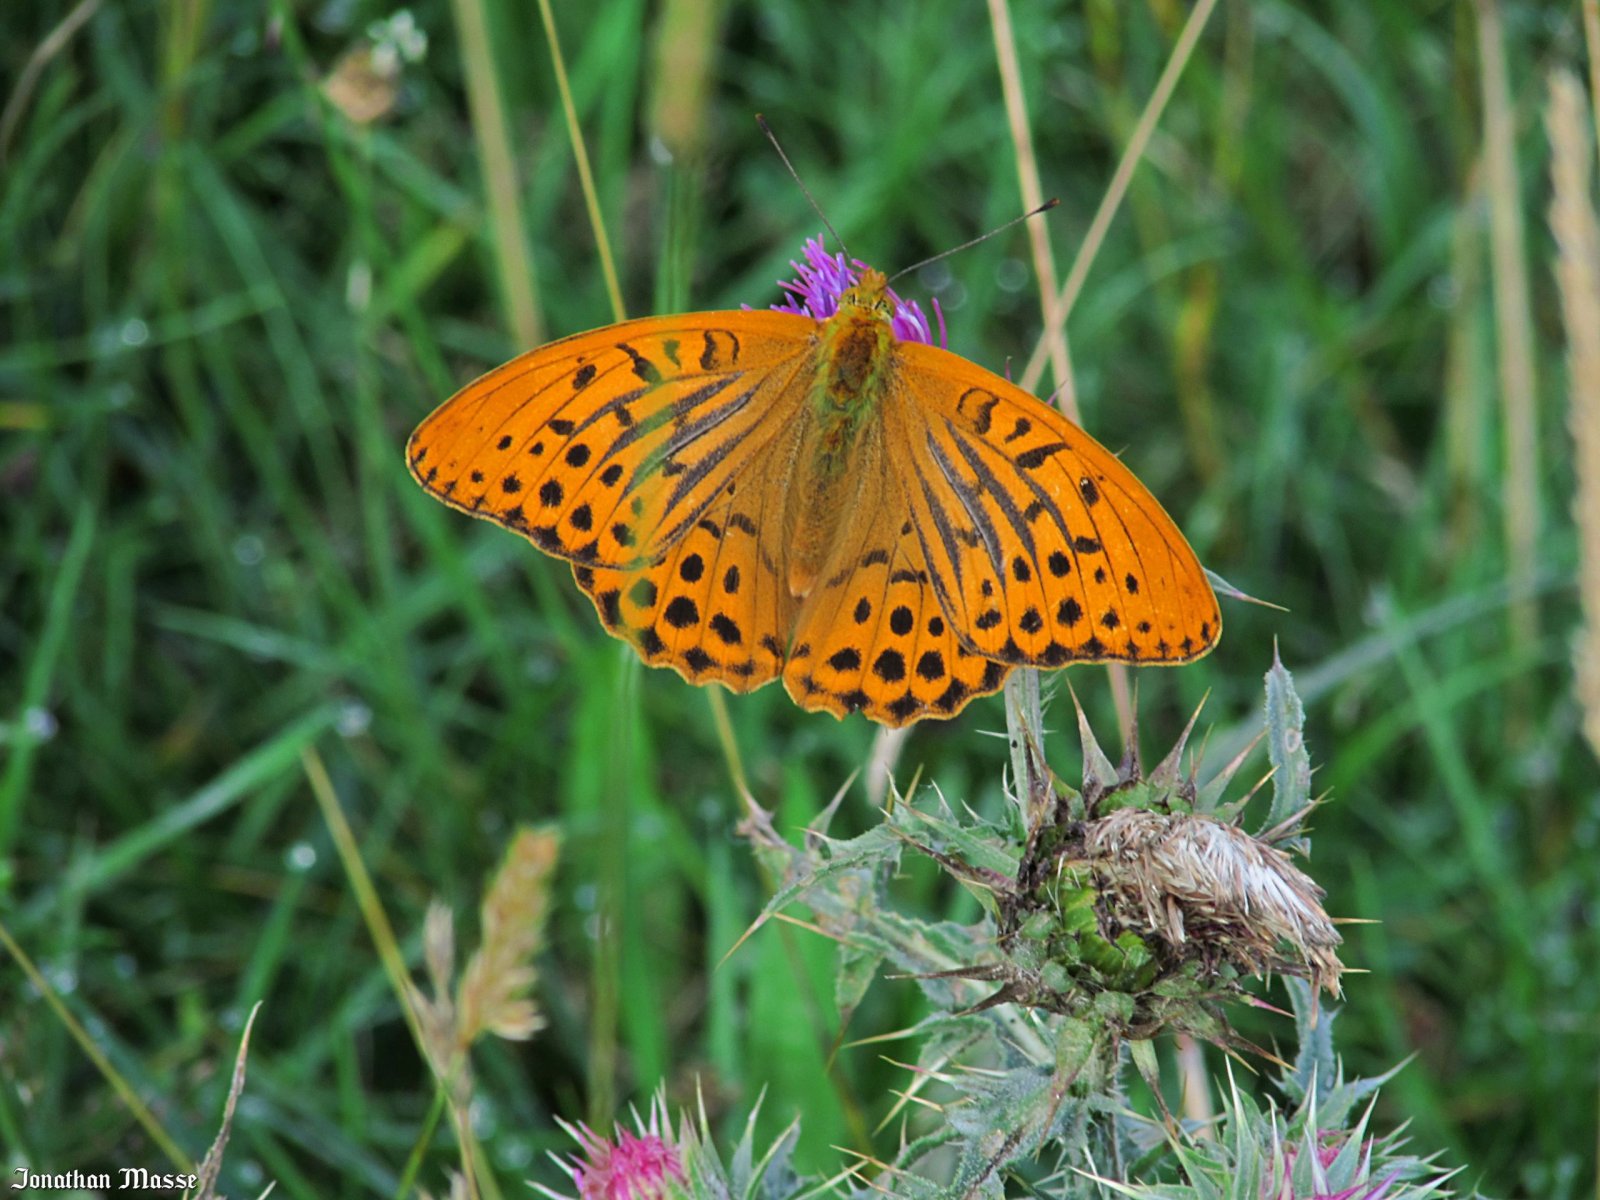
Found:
1262,651 -> 1313,832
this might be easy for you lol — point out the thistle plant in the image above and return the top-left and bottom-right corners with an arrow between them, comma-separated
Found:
1094,980 -> 1461,1200
724,658 -> 1487,1198
539,1093 -> 809,1200
401,660 -> 1487,1200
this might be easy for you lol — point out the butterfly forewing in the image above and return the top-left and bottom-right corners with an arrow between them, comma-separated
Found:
893,344 -> 1221,668
407,312 -> 816,571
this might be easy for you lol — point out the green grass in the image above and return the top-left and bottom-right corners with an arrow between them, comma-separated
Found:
1,0 -> 1595,1195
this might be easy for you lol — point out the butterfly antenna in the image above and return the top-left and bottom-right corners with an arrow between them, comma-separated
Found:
888,199 -> 1060,284
756,114 -> 850,259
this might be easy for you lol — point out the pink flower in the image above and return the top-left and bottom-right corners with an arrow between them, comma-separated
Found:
1263,1133 -> 1398,1200
559,1106 -> 686,1200
770,236 -> 946,347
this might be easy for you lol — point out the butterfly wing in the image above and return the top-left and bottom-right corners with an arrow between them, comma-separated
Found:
407,311 -> 817,570
573,420 -> 805,693
409,297 -> 1217,723
888,343 -> 1221,669
780,423 -> 1011,726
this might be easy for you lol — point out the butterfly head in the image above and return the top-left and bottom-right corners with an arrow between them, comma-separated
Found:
836,269 -> 895,320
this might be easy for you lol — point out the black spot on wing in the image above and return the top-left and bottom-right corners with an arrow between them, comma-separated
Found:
663,596 -> 700,629
617,342 -> 663,386
1014,441 -> 1068,470
887,693 -> 921,722
872,649 -> 906,682
958,388 -> 1000,434
699,328 -> 741,370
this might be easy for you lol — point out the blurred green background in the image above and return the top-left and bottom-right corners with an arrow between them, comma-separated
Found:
1,0 -> 1595,1195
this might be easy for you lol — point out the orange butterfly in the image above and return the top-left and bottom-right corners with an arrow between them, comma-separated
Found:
407,240 -> 1219,726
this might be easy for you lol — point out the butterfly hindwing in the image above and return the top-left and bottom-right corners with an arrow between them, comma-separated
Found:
782,449 -> 1011,726
407,311 -> 816,570
574,478 -> 795,693
893,343 -> 1221,668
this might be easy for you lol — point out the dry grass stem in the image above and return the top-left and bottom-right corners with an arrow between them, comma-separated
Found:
410,900 -> 463,1092
191,1002 -> 262,1200
0,0 -> 100,160
449,0 -> 544,345
865,725 -> 911,809
418,1175 -> 472,1200
1445,159 -> 1488,535
649,0 -> 722,160
1474,0 -> 1541,653
0,914 -> 190,1170
1585,0 -> 1600,161
987,0 -> 1076,419
1545,71 -> 1600,761
1019,0 -> 1220,396
536,0 -> 624,324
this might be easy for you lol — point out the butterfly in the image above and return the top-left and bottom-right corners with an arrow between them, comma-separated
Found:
407,241 -> 1220,726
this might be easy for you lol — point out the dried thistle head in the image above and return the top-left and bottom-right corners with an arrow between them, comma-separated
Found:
1082,806 -> 1342,997
981,659 -> 1344,1044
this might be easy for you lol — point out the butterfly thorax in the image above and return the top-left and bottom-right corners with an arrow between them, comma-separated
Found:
785,270 -> 899,599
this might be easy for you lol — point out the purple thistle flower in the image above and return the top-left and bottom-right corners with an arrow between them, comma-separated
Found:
551,1101 -> 686,1200
1263,1135 -> 1398,1200
770,236 -> 946,347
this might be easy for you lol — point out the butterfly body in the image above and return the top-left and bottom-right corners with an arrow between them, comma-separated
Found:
408,260 -> 1219,726
786,271 -> 899,598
